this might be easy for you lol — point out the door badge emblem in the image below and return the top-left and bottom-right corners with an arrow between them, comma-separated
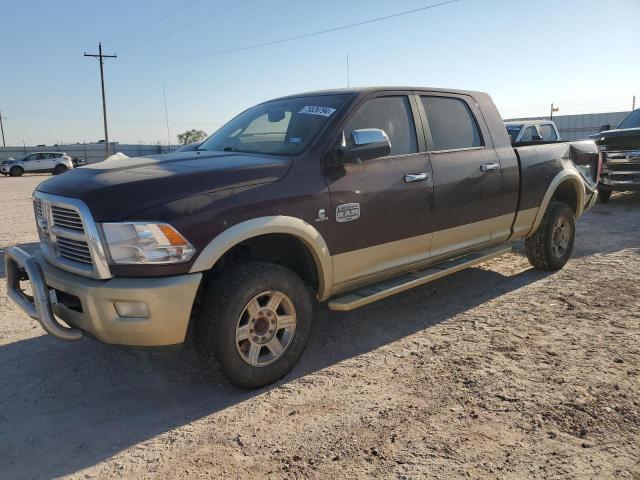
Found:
336,203 -> 361,223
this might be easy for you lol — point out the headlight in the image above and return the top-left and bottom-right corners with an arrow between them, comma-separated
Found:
100,222 -> 195,264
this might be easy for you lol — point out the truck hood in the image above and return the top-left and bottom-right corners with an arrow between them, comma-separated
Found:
36,151 -> 292,221
591,127 -> 640,151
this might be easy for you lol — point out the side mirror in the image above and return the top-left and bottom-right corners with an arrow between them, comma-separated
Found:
599,123 -> 611,133
334,128 -> 391,165
532,134 -> 543,141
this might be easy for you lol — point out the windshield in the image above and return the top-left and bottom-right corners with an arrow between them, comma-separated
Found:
199,94 -> 350,156
505,125 -> 522,142
618,109 -> 640,129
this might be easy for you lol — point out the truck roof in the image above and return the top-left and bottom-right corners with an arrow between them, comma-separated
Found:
273,86 -> 487,100
504,120 -> 555,126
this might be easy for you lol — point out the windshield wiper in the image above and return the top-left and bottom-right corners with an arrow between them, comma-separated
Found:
223,146 -> 239,152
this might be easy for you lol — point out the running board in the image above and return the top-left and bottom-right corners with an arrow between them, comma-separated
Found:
328,244 -> 512,312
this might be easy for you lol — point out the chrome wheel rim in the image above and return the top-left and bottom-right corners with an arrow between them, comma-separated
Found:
235,290 -> 297,367
551,216 -> 571,258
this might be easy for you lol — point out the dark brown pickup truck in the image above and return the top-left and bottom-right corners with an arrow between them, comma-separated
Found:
6,87 -> 599,388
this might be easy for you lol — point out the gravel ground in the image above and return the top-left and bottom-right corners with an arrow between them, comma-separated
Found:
0,175 -> 639,479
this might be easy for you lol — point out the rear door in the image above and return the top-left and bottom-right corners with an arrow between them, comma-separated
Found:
325,92 -> 434,285
417,93 -> 512,256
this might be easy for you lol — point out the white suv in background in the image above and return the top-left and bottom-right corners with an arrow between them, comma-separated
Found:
0,152 -> 75,177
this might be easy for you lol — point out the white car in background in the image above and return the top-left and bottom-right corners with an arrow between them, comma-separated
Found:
0,152 -> 75,177
505,120 -> 561,143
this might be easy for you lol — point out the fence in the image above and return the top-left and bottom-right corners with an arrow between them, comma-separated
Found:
0,143 -> 171,163
504,111 -> 632,141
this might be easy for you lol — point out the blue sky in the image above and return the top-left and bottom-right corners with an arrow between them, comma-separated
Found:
1,0 -> 639,146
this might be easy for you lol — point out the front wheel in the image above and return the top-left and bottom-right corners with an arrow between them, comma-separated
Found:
196,261 -> 313,389
9,166 -> 23,177
525,202 -> 575,271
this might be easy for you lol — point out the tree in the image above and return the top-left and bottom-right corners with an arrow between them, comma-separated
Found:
177,129 -> 208,145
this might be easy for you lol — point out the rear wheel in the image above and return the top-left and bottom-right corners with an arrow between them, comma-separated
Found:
598,185 -> 612,203
9,166 -> 23,177
525,202 -> 575,270
196,261 -> 313,389
53,164 -> 67,175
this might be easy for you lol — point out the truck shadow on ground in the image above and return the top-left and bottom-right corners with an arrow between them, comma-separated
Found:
0,261 -> 553,479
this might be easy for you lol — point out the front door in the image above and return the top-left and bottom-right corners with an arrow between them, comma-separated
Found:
417,93 -> 512,256
325,93 -> 434,285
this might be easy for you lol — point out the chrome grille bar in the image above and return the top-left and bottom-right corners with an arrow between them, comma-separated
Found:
32,192 -> 112,279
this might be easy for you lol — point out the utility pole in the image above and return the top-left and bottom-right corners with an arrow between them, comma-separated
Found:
633,95 -> 636,111
84,43 -> 117,158
550,103 -> 559,120
0,108 -> 6,147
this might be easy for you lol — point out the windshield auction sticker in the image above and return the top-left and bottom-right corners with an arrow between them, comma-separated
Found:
299,106 -> 336,117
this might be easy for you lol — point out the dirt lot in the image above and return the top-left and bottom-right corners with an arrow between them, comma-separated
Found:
0,175 -> 638,479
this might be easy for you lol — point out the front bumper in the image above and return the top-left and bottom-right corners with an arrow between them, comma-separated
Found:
5,246 -> 202,346
600,152 -> 640,190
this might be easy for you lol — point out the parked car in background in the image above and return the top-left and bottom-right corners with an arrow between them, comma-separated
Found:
0,152 -> 74,176
591,108 -> 640,202
505,120 -> 561,143
6,87 -> 599,389
71,157 -> 87,167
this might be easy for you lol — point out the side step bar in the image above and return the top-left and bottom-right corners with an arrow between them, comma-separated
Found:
328,244 -> 512,312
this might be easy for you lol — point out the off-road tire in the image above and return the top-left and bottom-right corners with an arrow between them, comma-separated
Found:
598,185 -> 612,203
53,164 -> 67,175
9,166 -> 23,177
196,261 -> 313,389
525,202 -> 575,270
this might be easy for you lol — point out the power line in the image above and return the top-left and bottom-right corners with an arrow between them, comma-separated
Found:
118,0 -> 256,55
84,43 -> 117,158
144,0 -> 461,63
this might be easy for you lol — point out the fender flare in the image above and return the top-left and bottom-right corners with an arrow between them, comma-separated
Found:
189,216 -> 333,301
530,168 -> 586,235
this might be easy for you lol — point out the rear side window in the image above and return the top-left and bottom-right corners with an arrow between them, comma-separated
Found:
421,96 -> 482,151
344,96 -> 417,156
539,124 -> 557,140
520,126 -> 536,141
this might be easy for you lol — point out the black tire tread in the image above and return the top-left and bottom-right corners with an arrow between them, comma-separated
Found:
196,261 -> 312,389
525,202 -> 574,271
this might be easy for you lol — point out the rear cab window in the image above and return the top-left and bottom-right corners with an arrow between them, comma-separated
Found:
420,96 -> 483,151
539,124 -> 557,141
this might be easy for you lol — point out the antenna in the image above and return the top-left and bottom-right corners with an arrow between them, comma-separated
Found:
346,52 -> 350,88
163,82 -> 171,152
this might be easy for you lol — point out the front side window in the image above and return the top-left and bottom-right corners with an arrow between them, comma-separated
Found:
199,94 -> 349,156
343,96 -> 417,156
421,96 -> 482,151
539,124 -> 557,140
520,126 -> 537,141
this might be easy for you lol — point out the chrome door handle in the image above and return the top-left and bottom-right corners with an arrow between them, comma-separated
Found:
404,172 -> 430,183
480,163 -> 501,172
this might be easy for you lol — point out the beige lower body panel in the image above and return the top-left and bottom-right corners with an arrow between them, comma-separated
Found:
35,251 -> 202,346
330,213 -> 516,296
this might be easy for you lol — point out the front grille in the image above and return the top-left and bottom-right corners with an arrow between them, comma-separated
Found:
606,163 -> 640,173
51,205 -> 84,231
33,192 -> 111,279
56,237 -> 92,264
